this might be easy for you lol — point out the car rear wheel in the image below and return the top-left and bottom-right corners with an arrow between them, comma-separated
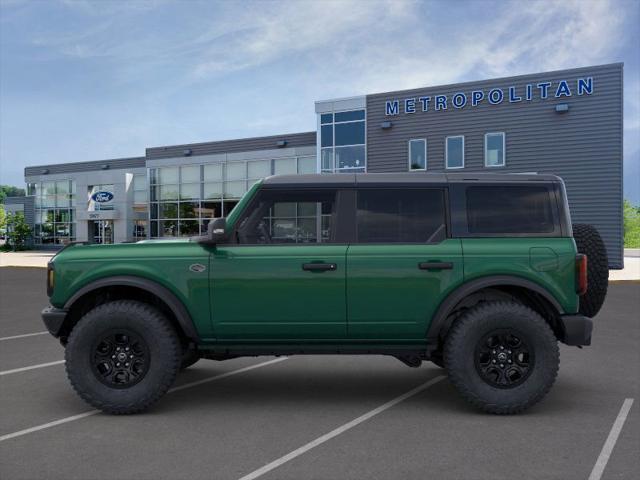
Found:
65,300 -> 181,414
444,301 -> 559,414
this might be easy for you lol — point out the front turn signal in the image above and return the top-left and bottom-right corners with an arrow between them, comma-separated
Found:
47,263 -> 55,297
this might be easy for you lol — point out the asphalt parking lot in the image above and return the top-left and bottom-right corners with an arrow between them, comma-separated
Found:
0,267 -> 638,480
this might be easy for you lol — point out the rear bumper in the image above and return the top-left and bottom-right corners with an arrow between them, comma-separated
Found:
559,314 -> 593,346
41,306 -> 68,338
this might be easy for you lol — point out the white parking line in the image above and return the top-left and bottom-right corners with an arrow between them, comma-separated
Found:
0,357 -> 287,443
238,375 -> 446,480
588,398 -> 635,480
0,360 -> 65,376
0,331 -> 49,341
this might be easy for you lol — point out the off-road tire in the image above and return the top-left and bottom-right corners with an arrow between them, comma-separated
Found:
444,301 -> 559,414
572,223 -> 609,317
65,300 -> 181,414
180,347 -> 200,370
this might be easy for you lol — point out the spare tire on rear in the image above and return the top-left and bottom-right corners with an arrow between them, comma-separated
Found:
572,223 -> 609,317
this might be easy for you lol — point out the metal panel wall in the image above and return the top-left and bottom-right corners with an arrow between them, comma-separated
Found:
146,132 -> 316,159
366,63 -> 623,268
24,157 -> 145,177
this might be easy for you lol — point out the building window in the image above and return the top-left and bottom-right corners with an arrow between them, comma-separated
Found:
485,132 -> 505,167
132,174 -> 147,204
446,136 -> 464,169
149,156 -> 315,238
320,109 -> 366,173
408,139 -> 427,171
33,179 -> 76,245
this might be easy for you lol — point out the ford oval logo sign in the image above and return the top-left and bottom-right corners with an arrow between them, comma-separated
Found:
91,191 -> 114,203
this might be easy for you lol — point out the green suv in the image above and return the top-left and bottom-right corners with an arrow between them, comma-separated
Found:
42,173 -> 609,415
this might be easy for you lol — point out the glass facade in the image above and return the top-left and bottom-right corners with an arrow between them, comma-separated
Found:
32,180 -> 76,245
149,156 -> 315,238
132,174 -> 148,241
320,110 -> 366,173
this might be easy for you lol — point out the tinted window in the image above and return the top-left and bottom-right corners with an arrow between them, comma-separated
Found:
335,110 -> 365,122
357,189 -> 446,243
335,122 -> 365,146
466,186 -> 555,234
237,190 -> 336,244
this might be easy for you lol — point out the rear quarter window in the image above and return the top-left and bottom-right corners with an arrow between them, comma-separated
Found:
466,185 -> 556,234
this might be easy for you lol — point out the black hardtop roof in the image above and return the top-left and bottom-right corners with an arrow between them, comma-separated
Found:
262,172 -> 562,188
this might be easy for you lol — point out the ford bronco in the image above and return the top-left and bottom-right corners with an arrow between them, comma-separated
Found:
42,173 -> 608,414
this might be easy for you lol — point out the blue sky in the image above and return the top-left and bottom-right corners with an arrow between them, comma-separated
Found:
1,0 -> 639,202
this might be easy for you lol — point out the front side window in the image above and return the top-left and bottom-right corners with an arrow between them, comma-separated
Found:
446,136 -> 464,169
356,189 -> 446,243
485,132 -> 505,167
320,109 -> 366,173
409,139 -> 427,170
466,186 -> 555,234
237,190 -> 336,244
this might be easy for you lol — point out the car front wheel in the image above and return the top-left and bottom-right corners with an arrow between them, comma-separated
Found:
65,300 -> 181,414
444,301 -> 559,414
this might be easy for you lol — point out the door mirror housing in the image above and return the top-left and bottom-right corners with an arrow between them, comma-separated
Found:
206,217 -> 227,244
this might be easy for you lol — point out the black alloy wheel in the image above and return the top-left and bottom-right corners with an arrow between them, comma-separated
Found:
91,330 -> 150,388
474,330 -> 533,388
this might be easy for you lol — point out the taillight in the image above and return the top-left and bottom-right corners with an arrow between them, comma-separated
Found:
47,263 -> 55,297
576,254 -> 588,295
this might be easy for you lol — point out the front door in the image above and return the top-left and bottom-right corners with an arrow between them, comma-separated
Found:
346,188 -> 463,340
90,220 -> 114,244
210,188 -> 348,340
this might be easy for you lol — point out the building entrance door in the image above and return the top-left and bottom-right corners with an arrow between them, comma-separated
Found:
90,220 -> 114,244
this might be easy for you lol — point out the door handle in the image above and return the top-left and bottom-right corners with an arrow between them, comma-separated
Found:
302,263 -> 337,272
418,262 -> 453,270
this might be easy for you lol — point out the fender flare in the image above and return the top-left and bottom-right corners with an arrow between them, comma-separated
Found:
64,275 -> 199,341
426,275 -> 564,342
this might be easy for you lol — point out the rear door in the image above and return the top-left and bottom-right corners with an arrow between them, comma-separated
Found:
210,188 -> 348,340
346,188 -> 463,340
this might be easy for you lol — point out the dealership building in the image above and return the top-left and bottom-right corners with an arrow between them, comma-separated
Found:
13,63 -> 623,267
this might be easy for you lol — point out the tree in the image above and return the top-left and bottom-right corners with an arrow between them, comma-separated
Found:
623,199 -> 640,248
6,211 -> 32,250
0,185 -> 26,204
0,205 -> 6,231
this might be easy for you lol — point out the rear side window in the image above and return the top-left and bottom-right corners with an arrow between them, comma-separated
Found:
356,189 -> 446,243
466,186 -> 555,234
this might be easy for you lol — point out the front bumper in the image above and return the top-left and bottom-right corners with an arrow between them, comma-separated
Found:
41,306 -> 68,338
559,314 -> 593,346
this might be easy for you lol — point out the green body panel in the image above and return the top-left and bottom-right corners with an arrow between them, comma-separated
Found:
346,240 -> 463,340
208,244 -> 347,340
50,241 -> 214,336
461,238 -> 578,314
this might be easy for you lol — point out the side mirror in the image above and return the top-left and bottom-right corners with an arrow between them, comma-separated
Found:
207,217 -> 227,244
